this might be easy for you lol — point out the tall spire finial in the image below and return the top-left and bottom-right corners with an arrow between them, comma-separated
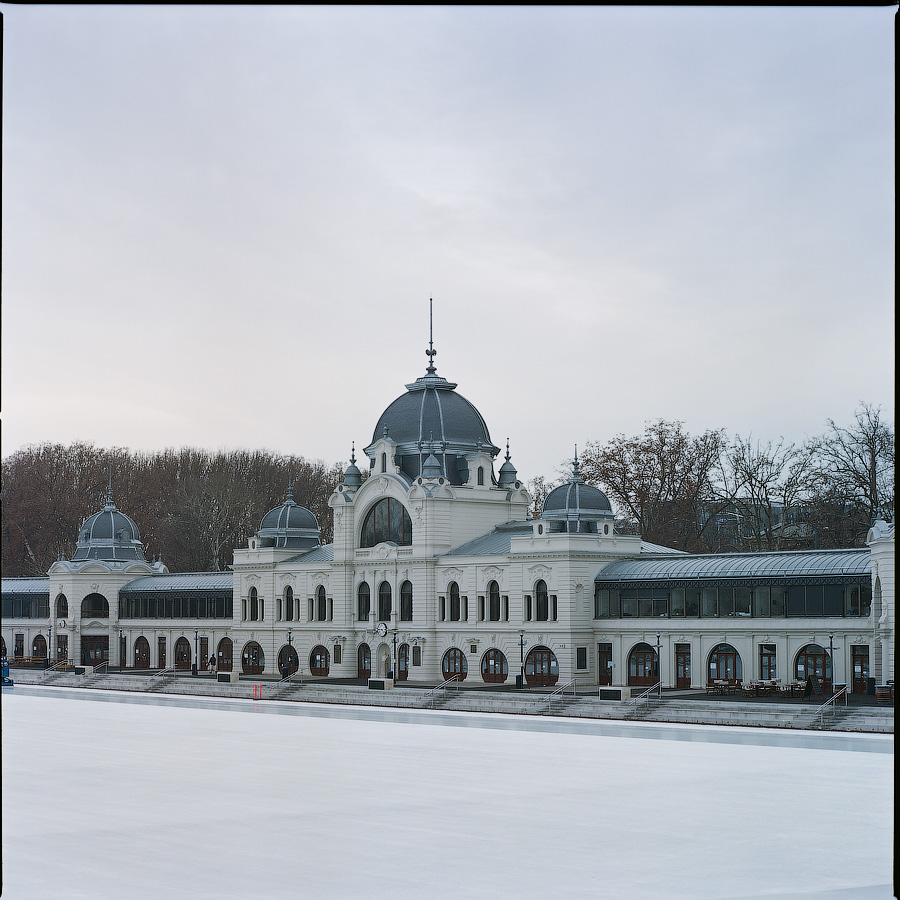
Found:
287,474 -> 294,503
350,442 -> 356,466
425,297 -> 437,375
107,459 -> 114,505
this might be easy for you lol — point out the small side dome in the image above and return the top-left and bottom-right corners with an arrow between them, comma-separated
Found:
541,456 -> 613,534
342,444 -> 363,490
498,440 -> 518,488
257,484 -> 320,549
72,495 -> 147,563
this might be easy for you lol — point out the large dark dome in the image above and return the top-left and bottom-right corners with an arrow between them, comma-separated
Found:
366,370 -> 499,485
542,468 -> 614,534
72,500 -> 147,562
256,488 -> 320,550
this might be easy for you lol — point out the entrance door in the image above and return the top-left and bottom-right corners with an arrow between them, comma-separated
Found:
524,646 -> 558,686
628,643 -> 657,687
217,638 -> 233,672
851,646 -> 869,694
357,644 -> 371,679
397,644 -> 409,681
795,644 -> 831,692
598,644 -> 613,686
675,645 -> 691,689
134,637 -> 150,668
56,634 -> 68,662
157,637 -> 166,668
81,635 -> 109,666
199,638 -> 209,671
174,637 -> 191,670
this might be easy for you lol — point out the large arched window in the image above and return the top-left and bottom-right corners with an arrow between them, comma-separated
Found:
357,582 -> 371,621
488,581 -> 501,622
400,581 -> 413,621
56,594 -> 68,618
316,585 -> 327,622
449,582 -> 461,621
310,645 -> 330,677
249,587 -> 259,622
525,646 -> 559,686
535,580 -> 549,622
481,648 -> 508,684
708,643 -> 742,683
242,641 -> 265,675
442,648 -> 468,681
361,498 -> 412,548
628,642 -> 657,687
81,593 -> 109,618
795,644 -> 832,689
284,586 -> 294,622
378,582 -> 392,622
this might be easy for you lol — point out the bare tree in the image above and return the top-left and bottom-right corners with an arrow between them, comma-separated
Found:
579,420 -> 727,551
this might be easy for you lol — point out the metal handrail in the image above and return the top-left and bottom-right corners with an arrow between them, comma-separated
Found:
814,686 -> 849,725
45,658 -> 73,673
92,661 -> 110,674
545,679 -> 577,709
278,669 -> 302,685
628,683 -> 661,706
425,674 -> 460,706
152,665 -> 176,679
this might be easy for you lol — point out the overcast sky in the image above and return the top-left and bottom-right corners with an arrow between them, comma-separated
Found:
1,6 -> 894,484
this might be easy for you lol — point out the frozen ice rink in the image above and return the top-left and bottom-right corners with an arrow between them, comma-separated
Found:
1,687 -> 894,900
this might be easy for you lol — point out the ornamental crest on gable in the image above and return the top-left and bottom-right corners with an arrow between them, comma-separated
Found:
442,567 -> 464,585
528,564 -> 551,579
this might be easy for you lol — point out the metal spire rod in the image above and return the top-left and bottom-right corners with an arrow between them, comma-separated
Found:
426,297 -> 437,374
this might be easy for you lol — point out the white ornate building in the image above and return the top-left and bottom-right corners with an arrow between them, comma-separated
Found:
2,351 -> 894,694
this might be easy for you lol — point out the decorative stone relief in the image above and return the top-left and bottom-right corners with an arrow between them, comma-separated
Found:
528,565 -> 551,579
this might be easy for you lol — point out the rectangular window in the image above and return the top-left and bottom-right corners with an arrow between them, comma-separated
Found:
525,595 -> 532,621
753,587 -> 770,618
551,595 -> 557,621
333,644 -> 342,665
701,588 -> 717,617
770,586 -> 785,617
670,589 -> 685,617
823,584 -> 843,617
595,588 -> 609,618
786,586 -> 805,617
733,587 -> 751,617
439,596 -> 446,621
463,596 -> 468,622
718,588 -> 734,617
639,596 -> 653,618
576,647 -> 587,670
759,644 -> 777,681
621,591 -> 637,617
805,585 -> 824,617
652,593 -> 668,618
684,588 -> 700,617
478,596 -> 484,621
412,645 -> 422,666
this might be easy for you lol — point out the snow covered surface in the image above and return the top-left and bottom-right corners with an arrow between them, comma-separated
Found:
1,687 -> 894,900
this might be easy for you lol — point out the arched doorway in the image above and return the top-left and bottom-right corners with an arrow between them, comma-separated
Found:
442,648 -> 468,681
708,643 -> 743,685
32,635 -> 47,659
795,644 -> 831,691
241,641 -> 265,675
174,637 -> 192,670
628,642 -> 657,688
309,645 -> 330,677
525,646 -> 558,686
397,644 -> 409,681
357,644 -> 371,679
217,638 -> 233,672
134,637 -> 150,668
278,644 -> 299,677
481,648 -> 508,684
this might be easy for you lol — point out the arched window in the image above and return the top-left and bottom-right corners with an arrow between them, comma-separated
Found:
174,637 -> 191,670
316,585 -> 327,622
357,644 -> 371,679
217,637 -> 233,672
357,582 -> 371,621
284,586 -> 294,622
134,637 -> 150,668
442,648 -> 468,681
477,466 -> 484,486
381,452 -> 387,473
241,641 -> 265,675
628,642 -> 657,687
56,594 -> 68,618
481,648 -> 508,683
249,587 -> 259,622
535,580 -> 549,621
32,634 -> 47,659
449,582 -> 461,621
81,593 -> 109,618
488,581 -> 501,622
360,498 -> 413,547
278,644 -> 299,676
525,646 -> 559,686
795,644 -> 832,689
310,645 -> 330,677
708,643 -> 742,684
378,582 -> 392,622
400,581 -> 413,621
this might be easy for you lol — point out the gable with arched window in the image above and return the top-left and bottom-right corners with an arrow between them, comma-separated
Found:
360,498 -> 412,547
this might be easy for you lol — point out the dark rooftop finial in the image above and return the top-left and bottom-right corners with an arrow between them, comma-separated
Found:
286,475 -> 294,503
350,442 -> 356,466
425,298 -> 437,375
505,439 -> 511,463
107,460 -> 114,506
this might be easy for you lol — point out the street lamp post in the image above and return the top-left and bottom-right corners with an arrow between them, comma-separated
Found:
391,629 -> 398,681
519,630 -> 526,688
48,621 -> 52,668
119,628 -> 124,671
287,628 -> 293,676
656,632 -> 662,699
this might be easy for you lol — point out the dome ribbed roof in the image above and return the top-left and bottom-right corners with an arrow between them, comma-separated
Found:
72,500 -> 147,562
257,487 -> 320,550
542,459 -> 614,533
